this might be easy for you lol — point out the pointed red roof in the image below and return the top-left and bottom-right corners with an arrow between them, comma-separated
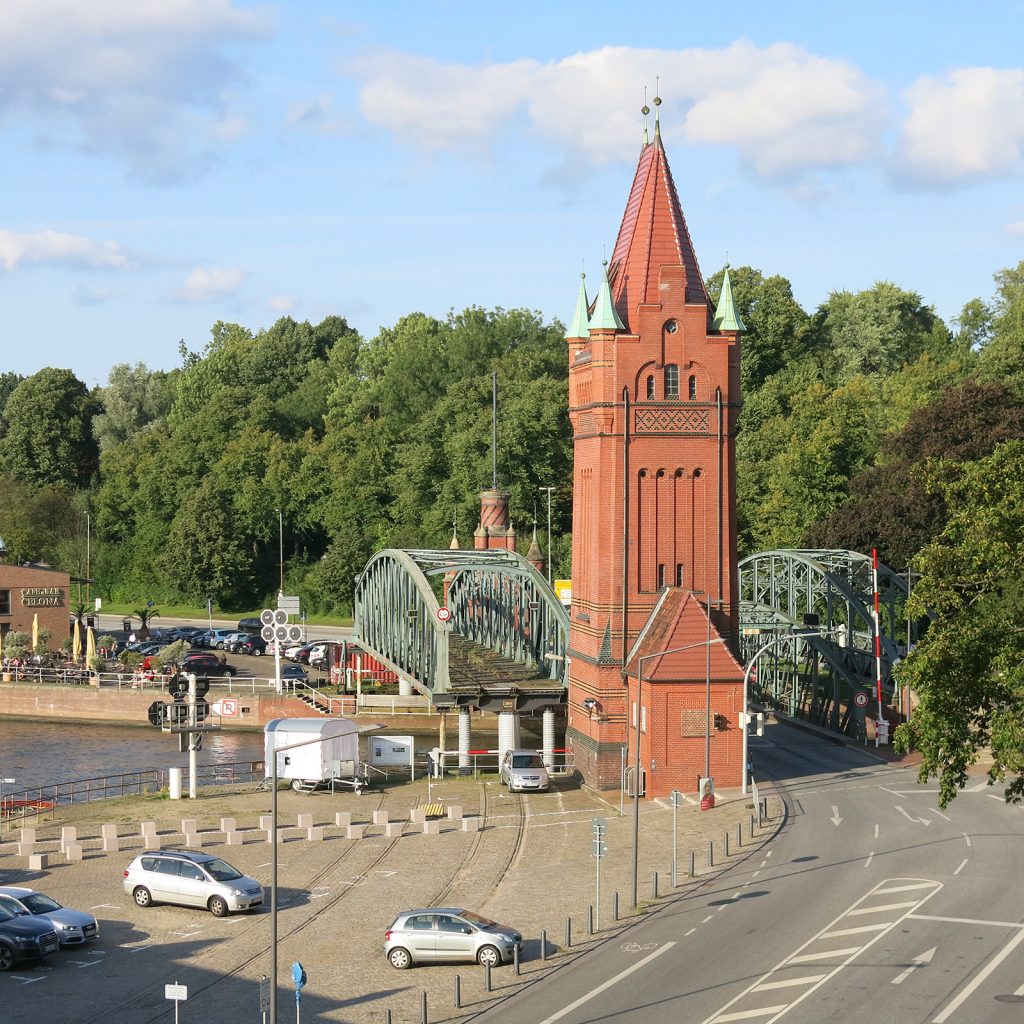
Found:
608,137 -> 708,332
624,590 -> 744,682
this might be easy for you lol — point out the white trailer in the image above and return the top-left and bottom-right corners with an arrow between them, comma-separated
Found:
264,717 -> 363,792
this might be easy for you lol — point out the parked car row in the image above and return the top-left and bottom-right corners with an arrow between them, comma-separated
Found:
0,886 -> 99,971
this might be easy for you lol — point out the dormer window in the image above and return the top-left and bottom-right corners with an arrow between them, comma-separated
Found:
646,375 -> 655,400
665,364 -> 680,400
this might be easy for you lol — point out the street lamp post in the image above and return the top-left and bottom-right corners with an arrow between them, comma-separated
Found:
275,508 -> 284,595
539,487 -> 555,584
631,635 -> 728,908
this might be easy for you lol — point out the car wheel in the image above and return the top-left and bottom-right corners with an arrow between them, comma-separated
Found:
477,944 -> 501,968
388,947 -> 412,970
133,886 -> 153,909
208,896 -> 229,918
216,642 -> 225,650
0,943 -> 15,972
224,667 -> 236,677
252,649 -> 262,656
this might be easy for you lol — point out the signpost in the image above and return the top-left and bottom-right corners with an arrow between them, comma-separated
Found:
0,778 -> 13,838
260,975 -> 271,1023
291,962 -> 307,1024
436,607 -> 452,623
165,981 -> 187,1024
592,817 -> 607,929
670,790 -> 683,885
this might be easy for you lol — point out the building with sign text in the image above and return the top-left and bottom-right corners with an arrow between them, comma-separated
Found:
0,562 -> 72,647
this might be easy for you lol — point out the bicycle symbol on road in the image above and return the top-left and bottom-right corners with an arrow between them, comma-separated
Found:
620,942 -> 658,952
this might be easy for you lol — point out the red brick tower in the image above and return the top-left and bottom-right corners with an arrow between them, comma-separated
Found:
566,109 -> 746,796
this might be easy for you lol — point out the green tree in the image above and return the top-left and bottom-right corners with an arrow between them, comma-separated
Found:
977,260 -> 1024,389
0,372 -> 23,433
92,362 -> 174,453
894,441 -> 1024,805
0,368 -> 99,488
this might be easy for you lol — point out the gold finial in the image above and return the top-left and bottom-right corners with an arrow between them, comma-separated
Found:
641,85 -> 650,146
653,78 -> 662,137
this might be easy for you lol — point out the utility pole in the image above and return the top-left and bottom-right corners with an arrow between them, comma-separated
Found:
539,486 -> 555,583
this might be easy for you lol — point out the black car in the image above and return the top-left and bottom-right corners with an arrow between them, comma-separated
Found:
237,617 -> 263,635
0,902 -> 61,971
180,653 -> 245,678
233,636 -> 267,656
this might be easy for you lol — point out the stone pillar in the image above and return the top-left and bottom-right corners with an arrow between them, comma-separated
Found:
542,706 -> 557,771
497,711 -> 520,763
399,677 -> 413,697
458,708 -> 472,775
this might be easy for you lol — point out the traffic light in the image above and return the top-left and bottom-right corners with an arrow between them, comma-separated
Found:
147,701 -> 167,727
168,674 -> 188,700
195,697 -> 210,722
167,700 -> 189,726
194,676 -> 210,698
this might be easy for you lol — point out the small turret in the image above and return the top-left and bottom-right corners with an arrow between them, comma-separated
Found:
712,265 -> 746,333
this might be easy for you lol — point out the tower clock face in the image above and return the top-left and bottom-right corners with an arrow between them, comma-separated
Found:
665,319 -> 678,334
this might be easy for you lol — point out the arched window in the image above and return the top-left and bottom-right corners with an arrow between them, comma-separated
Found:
646,375 -> 655,400
665,364 -> 680,400
688,375 -> 697,400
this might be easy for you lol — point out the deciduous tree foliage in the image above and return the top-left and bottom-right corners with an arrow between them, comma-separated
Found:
894,441 -> 1024,805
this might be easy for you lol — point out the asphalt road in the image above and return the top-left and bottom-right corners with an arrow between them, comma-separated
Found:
478,723 -> 1024,1024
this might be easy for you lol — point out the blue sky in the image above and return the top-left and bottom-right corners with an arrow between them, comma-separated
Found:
3,1 -> 1023,386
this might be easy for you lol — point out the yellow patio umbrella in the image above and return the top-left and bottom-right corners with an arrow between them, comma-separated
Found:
72,619 -> 82,661
32,613 -> 39,651
86,626 -> 96,662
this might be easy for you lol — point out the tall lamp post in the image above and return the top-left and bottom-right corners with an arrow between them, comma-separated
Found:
275,508 -> 284,595
539,486 -> 555,584
631,634 -> 728,908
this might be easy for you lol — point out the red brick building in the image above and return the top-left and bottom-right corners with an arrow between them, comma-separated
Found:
566,114 -> 746,796
0,562 -> 72,650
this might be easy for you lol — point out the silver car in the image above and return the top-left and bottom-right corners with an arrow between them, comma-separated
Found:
500,749 -> 550,792
122,850 -> 263,917
385,908 -> 522,969
0,887 -> 99,946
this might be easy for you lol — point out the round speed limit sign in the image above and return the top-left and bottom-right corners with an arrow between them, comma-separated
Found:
854,691 -> 869,708
436,607 -> 452,622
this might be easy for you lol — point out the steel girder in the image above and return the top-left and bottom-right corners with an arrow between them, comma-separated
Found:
353,548 -> 569,699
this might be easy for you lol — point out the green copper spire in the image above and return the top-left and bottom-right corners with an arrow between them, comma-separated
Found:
589,260 -> 625,331
712,265 -> 746,333
566,271 -> 590,338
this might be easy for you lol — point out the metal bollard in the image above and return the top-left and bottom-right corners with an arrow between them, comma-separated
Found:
454,975 -> 461,1009
724,830 -> 730,857
652,870 -> 658,899
484,960 -> 492,992
707,840 -> 714,868
565,916 -> 572,948
587,904 -> 593,935
385,1011 -> 392,1024
688,850 -> 696,877
541,929 -> 548,961
750,813 -> 756,838
737,822 -> 742,849
613,891 -> 619,921
420,991 -> 427,1024
514,942 -> 520,975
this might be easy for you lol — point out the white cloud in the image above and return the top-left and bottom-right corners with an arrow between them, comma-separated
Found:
897,67 -> 1024,186
0,228 -> 133,271
266,294 -> 297,312
0,0 -> 273,183
175,265 -> 247,302
353,41 -> 886,181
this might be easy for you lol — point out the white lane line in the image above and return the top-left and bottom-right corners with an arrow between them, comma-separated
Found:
9,975 -> 45,984
128,944 -> 152,953
765,851 -> 772,857
848,901 -> 920,916
864,852 -> 875,869
753,976 -> 827,992
714,1007 -> 788,1022
932,808 -> 951,821
685,928 -> 697,936
752,871 -> 761,878
789,946 -> 863,964
953,858 -> 968,875
1015,979 -> 1024,997
910,914 -> 1024,929
962,832 -> 972,847
89,903 -> 119,910
703,915 -> 714,923
876,882 -> 938,895
932,928 -> 1024,1023
537,941 -> 676,1024
820,923 -> 892,939
987,793 -> 1005,802
874,824 -> 879,839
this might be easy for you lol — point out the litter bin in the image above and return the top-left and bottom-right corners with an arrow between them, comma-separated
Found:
122,619 -> 132,632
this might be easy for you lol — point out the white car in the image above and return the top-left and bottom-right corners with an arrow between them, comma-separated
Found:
499,749 -> 550,792
0,887 -> 99,946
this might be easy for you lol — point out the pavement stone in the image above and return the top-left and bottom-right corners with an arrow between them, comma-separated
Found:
0,774 -> 783,1024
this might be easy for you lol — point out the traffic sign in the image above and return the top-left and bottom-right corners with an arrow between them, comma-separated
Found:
259,976 -> 271,1012
260,609 -> 276,626
261,624 -> 275,641
219,697 -> 239,718
436,607 -> 452,622
854,691 -> 869,708
278,595 -> 301,613
165,983 -> 187,1001
287,625 -> 303,642
272,608 -> 288,626
592,839 -> 608,858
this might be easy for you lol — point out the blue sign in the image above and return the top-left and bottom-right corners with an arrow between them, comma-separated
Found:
292,961 -> 307,1005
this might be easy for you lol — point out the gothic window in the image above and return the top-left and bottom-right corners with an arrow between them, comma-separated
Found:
657,563 -> 666,589
665,364 -> 680,400
688,375 -> 697,400
675,563 -> 684,587
664,319 -> 678,334
646,375 -> 655,400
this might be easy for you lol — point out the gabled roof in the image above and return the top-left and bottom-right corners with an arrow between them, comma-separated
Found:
624,589 -> 744,682
607,135 -> 708,332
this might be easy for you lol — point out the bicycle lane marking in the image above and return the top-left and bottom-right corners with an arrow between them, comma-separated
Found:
699,878 -> 943,1024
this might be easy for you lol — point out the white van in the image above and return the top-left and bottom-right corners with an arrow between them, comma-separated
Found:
499,749 -> 550,792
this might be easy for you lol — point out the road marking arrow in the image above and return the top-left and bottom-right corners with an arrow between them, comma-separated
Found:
830,805 -> 843,826
892,946 -> 936,985
896,805 -> 932,826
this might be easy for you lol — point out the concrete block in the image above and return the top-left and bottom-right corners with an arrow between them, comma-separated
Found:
409,808 -> 425,824
103,835 -> 121,853
19,828 -> 37,844
144,833 -> 163,850
28,853 -> 48,871
60,826 -> 77,851
184,833 -> 200,849
346,824 -> 365,841
373,810 -> 389,826
307,826 -> 325,842
259,815 -> 273,831
180,818 -> 198,835
140,820 -> 157,837
385,822 -> 403,838
422,820 -> 440,836
220,817 -> 236,833
65,844 -> 84,862
101,823 -> 117,841
296,813 -> 313,830
446,805 -> 463,821
462,817 -> 481,833
334,811 -> 351,828
225,831 -> 243,846
18,843 -> 35,858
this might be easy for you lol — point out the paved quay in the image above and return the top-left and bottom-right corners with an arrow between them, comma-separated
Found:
0,773 -> 783,1024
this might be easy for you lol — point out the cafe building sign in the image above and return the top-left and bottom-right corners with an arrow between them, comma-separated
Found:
21,587 -> 65,608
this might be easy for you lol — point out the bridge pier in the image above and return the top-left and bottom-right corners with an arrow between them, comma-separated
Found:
542,706 -> 556,770
458,708 -> 472,775
497,711 -> 521,762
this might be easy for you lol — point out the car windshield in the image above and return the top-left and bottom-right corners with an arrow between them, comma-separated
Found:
204,858 -> 243,882
0,905 -> 16,922
20,893 -> 62,914
459,911 -> 497,928
512,754 -> 544,768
